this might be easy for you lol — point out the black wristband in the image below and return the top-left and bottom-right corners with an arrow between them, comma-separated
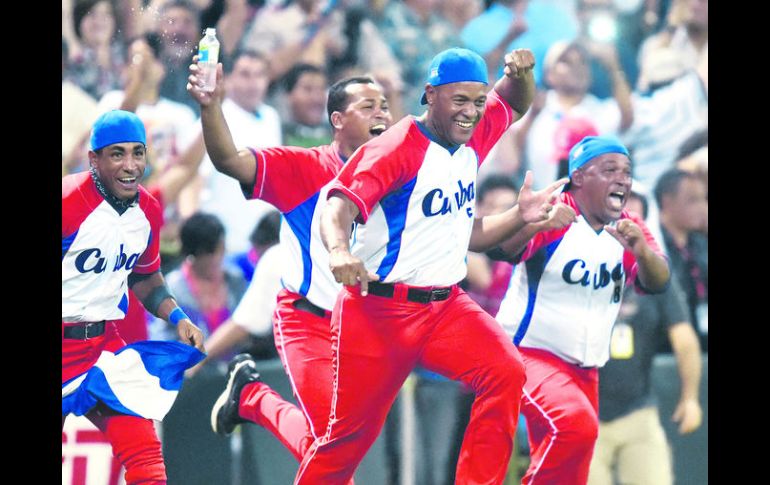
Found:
143,284 -> 174,315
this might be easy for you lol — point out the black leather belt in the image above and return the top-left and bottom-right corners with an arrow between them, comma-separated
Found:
63,321 -> 106,340
367,281 -> 453,304
292,298 -> 327,318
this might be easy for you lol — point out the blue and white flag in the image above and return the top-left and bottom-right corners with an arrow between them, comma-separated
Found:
62,340 -> 206,420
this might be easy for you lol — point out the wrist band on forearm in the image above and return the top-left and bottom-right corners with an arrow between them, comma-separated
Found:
169,307 -> 189,325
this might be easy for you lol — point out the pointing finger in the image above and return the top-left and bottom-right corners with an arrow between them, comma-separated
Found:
520,170 -> 533,192
544,177 -> 570,195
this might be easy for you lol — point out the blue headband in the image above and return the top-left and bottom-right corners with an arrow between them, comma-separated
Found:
90,110 -> 147,151
420,48 -> 488,105
568,135 -> 630,177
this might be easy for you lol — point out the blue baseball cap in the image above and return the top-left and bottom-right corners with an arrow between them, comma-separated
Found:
90,110 -> 147,151
568,135 -> 630,178
420,48 -> 488,105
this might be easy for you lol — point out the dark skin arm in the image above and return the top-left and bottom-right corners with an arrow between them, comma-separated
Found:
187,58 -> 258,186
469,172 -> 569,252
493,49 -> 536,118
320,195 -> 380,296
496,202 -> 579,258
131,271 -> 205,352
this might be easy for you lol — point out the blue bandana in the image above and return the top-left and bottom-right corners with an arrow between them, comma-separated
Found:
568,136 -> 630,177
90,110 -> 146,151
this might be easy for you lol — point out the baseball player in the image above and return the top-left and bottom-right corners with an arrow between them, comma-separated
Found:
309,47 -> 569,485
186,61 -> 395,473
62,110 -> 205,485
493,136 -> 671,485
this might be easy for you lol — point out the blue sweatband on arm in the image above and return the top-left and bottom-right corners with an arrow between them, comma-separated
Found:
169,307 -> 190,326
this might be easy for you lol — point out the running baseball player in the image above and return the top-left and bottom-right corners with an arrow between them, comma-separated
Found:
62,110 -> 205,485
307,47 -> 567,484
187,61 -> 393,476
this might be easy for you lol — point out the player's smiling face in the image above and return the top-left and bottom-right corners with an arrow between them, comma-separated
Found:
338,82 -> 393,148
572,153 -> 632,228
90,142 -> 147,200
425,81 -> 487,146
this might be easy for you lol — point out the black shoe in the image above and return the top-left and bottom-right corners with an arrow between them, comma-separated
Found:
211,353 -> 261,436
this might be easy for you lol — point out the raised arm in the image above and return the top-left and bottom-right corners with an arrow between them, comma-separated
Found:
493,49 -> 536,119
187,57 -> 257,185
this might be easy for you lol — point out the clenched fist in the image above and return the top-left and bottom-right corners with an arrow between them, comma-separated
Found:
503,49 -> 535,78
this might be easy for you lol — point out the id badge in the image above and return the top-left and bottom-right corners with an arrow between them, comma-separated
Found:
696,302 -> 708,334
610,322 -> 634,360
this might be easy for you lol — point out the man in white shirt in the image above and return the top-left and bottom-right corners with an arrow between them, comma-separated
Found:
190,49 -> 283,256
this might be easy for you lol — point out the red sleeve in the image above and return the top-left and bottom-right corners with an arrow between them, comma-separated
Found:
328,119 -> 428,223
467,89 -> 516,165
133,188 -> 163,274
62,172 -> 98,238
248,145 -> 336,212
147,185 -> 165,227
620,211 -> 666,289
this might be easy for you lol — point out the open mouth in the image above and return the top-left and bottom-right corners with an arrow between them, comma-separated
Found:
455,120 -> 474,129
608,191 -> 626,210
369,123 -> 386,136
117,177 -> 138,188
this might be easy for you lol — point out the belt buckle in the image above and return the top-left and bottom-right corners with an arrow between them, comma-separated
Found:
83,322 -> 99,339
430,288 -> 451,301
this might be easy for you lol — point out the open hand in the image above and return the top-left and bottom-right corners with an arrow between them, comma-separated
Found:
517,171 -> 570,224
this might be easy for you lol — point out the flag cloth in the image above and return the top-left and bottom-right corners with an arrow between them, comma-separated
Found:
62,340 -> 205,420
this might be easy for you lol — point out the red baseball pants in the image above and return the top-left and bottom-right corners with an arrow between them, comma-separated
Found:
294,285 -> 526,485
238,289 -> 339,460
519,347 -> 599,485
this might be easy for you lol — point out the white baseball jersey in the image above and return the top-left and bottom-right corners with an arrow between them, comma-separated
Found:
329,90 -> 516,286
495,192 -> 664,367
62,172 -> 162,322
245,144 -> 347,311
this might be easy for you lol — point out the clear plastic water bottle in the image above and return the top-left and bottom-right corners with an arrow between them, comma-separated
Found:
197,28 -> 220,92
